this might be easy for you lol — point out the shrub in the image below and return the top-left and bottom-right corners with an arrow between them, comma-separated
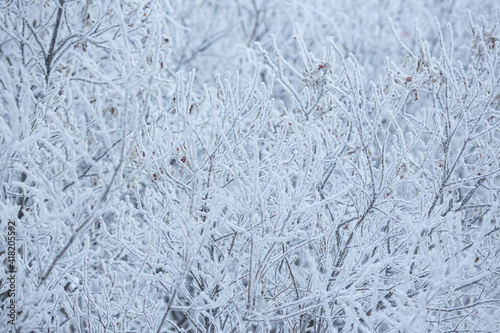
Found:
1,1 -> 499,332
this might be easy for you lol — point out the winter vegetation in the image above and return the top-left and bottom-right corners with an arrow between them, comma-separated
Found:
1,0 -> 500,332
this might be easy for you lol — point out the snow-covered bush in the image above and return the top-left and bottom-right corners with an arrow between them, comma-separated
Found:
1,0 -> 499,332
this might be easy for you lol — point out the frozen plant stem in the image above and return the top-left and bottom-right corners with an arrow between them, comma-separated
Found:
38,157 -> 122,287
45,0 -> 65,84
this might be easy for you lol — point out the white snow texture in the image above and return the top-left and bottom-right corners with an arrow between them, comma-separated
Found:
1,0 -> 499,332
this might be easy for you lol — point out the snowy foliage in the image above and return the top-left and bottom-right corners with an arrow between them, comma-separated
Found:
1,0 -> 499,332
